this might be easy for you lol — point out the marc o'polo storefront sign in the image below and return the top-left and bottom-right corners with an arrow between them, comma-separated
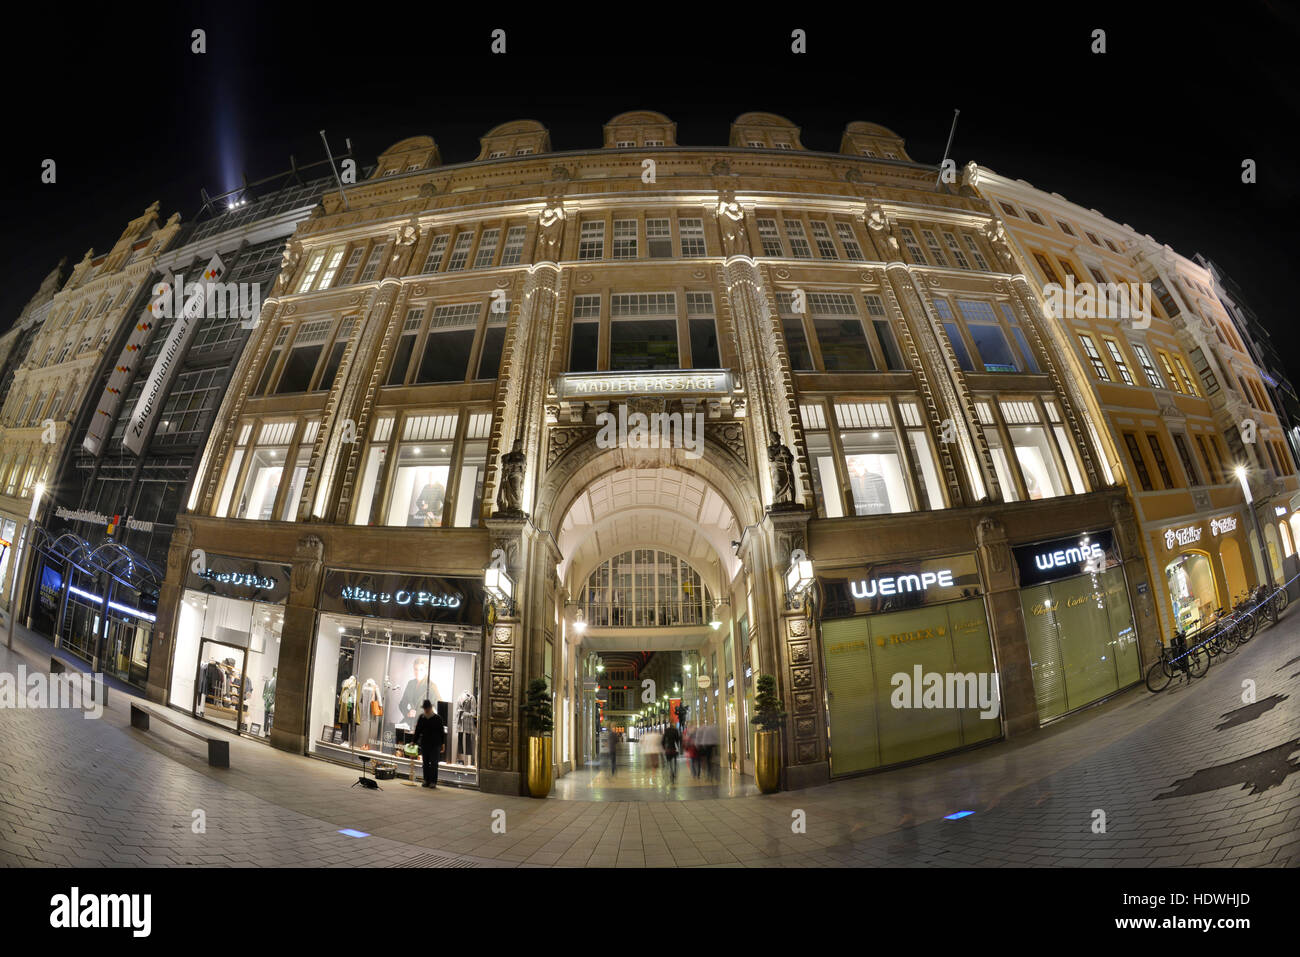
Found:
320,570 -> 483,625
185,554 -> 291,604
820,553 -> 982,619
1013,529 -> 1119,588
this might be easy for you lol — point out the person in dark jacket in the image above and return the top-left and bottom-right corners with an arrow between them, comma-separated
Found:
662,723 -> 682,784
413,700 -> 446,788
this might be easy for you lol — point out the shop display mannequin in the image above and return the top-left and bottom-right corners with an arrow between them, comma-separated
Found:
360,678 -> 381,749
338,675 -> 359,743
262,669 -> 277,735
456,692 -> 477,766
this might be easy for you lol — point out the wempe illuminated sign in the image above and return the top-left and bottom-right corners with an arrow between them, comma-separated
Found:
1012,530 -> 1117,588
850,569 -> 954,598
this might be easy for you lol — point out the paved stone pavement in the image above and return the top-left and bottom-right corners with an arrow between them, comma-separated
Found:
0,611 -> 1297,868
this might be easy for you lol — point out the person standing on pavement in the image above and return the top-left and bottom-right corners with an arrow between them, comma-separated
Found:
413,699 -> 445,788
662,722 -> 682,784
607,727 -> 617,776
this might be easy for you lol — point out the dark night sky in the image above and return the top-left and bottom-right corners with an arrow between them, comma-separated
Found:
3,2 -> 1298,376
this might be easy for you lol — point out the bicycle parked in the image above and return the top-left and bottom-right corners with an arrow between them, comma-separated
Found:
1145,630 -> 1210,693
1200,608 -> 1240,658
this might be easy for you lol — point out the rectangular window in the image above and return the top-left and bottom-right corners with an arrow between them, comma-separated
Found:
454,437 -> 489,528
609,293 -> 678,370
472,228 -> 500,268
338,247 -> 365,285
499,226 -> 527,266
757,218 -> 783,256
836,223 -> 865,261
316,246 -> 346,290
612,219 -> 637,259
1102,339 -> 1135,385
646,218 -> 672,258
1151,277 -> 1180,317
444,232 -> 473,271
962,234 -> 990,271
678,218 -> 706,257
1173,355 -> 1200,396
784,219 -> 812,258
1146,433 -> 1175,488
1078,335 -> 1110,381
420,234 -> 449,273
836,403 -> 912,515
316,318 -> 354,391
804,426 -> 842,518
387,308 -> 424,386
900,228 -> 927,266
358,243 -> 387,283
1033,253 -> 1062,287
275,319 -> 332,394
1158,351 -> 1182,393
1123,433 -> 1154,491
257,326 -> 291,394
921,230 -> 948,267
810,221 -> 838,259
569,294 -> 601,372
415,303 -> 479,383
578,221 -> 605,260
943,232 -> 970,269
810,293 -> 874,372
477,308 -> 508,380
1186,347 -> 1219,396
295,250 -> 325,293
686,292 -> 719,368
1194,434 -> 1221,484
956,300 -> 1020,372
386,414 -> 458,527
1130,343 -> 1163,388
1172,433 -> 1201,486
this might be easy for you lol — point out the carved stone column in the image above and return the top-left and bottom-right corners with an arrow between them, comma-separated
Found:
763,506 -> 829,788
1110,493 -> 1160,671
479,515 -> 528,795
974,516 -> 1037,737
270,534 -> 325,754
145,520 -> 193,705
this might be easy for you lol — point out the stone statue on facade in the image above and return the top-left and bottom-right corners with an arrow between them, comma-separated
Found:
767,430 -> 796,508
496,439 -> 527,515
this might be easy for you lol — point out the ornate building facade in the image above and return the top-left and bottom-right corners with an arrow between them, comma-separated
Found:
147,112 -> 1163,793
965,165 -> 1299,643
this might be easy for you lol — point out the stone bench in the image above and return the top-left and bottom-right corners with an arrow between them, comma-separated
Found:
129,703 -> 230,768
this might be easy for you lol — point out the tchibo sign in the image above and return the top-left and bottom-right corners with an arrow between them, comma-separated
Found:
1013,530 -> 1117,588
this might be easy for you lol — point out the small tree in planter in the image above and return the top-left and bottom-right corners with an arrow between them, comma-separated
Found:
751,674 -> 786,793
522,678 -> 554,734
751,674 -> 786,731
522,677 -> 554,798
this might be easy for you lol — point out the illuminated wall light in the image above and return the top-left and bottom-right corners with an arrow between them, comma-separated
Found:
944,810 -> 975,820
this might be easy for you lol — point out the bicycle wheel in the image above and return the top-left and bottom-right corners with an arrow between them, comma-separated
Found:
1277,588 -> 1289,613
1145,658 -> 1172,693
1185,645 -> 1210,678
1220,623 -> 1239,653
1237,611 -> 1257,643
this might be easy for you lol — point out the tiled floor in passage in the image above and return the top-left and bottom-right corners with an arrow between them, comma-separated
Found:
0,612 -> 1297,867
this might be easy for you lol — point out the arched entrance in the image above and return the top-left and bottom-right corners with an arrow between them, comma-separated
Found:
535,439 -> 766,799
1218,537 -> 1249,606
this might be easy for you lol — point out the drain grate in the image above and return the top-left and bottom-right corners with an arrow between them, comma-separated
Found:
394,852 -> 477,868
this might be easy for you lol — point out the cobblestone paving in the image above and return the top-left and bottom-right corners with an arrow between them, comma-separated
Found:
0,612 -> 1296,868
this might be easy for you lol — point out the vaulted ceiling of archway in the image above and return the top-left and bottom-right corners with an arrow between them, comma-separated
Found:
557,467 -> 742,594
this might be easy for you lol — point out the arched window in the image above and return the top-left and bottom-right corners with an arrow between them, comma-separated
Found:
580,549 -> 712,628
1280,521 -> 1294,558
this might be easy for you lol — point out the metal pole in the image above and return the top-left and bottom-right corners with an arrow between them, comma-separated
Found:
3,518 -> 29,651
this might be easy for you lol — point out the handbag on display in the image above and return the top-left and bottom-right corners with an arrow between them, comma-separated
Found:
371,699 -> 383,717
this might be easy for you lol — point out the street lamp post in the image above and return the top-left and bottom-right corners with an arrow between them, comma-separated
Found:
1236,466 -> 1274,590
5,482 -> 45,652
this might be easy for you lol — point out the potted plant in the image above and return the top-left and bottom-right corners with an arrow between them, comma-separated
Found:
522,677 -> 554,798
751,674 -> 786,793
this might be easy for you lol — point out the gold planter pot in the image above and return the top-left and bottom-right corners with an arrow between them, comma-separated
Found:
755,730 -> 781,793
527,735 -> 553,798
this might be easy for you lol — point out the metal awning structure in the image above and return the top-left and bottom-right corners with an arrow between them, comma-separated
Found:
32,529 -> 163,596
